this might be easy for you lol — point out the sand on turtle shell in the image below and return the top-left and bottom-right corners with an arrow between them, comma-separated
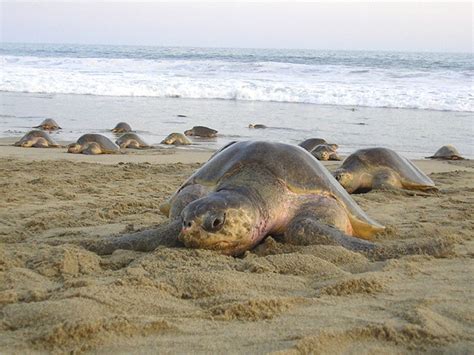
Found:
0,148 -> 473,354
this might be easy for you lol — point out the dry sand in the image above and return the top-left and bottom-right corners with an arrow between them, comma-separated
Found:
0,142 -> 473,354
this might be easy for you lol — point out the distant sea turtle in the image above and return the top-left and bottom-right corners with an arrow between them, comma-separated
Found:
426,145 -> 465,160
298,138 -> 328,151
311,144 -> 341,161
161,133 -> 191,145
111,122 -> 132,133
333,147 -> 437,193
33,118 -> 61,131
68,134 -> 120,155
154,141 -> 385,256
184,126 -> 218,138
14,130 -> 61,148
248,124 -> 267,129
115,133 -> 150,149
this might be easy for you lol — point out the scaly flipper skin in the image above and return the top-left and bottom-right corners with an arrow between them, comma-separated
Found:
282,198 -> 375,252
81,220 -> 182,255
283,217 -> 377,253
372,170 -> 403,190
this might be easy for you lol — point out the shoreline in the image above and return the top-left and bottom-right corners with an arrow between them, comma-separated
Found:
3,89 -> 473,114
1,137 -> 472,175
0,137 -> 214,165
1,91 -> 473,160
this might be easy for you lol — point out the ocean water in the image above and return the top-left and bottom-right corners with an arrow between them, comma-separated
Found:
0,43 -> 473,158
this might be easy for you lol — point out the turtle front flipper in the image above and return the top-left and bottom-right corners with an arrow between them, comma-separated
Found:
283,216 -> 376,253
81,220 -> 182,255
282,198 -> 377,252
372,170 -> 403,190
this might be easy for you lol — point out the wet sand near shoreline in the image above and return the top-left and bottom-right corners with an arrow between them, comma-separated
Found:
0,143 -> 473,353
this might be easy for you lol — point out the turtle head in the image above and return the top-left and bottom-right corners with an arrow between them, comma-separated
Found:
333,169 -> 356,193
67,143 -> 82,154
316,151 -> 330,161
179,189 -> 262,256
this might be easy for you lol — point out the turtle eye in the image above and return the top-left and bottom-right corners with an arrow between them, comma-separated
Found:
203,212 -> 226,233
212,216 -> 224,228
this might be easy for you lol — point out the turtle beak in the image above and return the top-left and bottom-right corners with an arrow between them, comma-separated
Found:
181,217 -> 195,234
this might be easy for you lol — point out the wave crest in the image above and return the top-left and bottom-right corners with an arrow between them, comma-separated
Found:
1,55 -> 472,111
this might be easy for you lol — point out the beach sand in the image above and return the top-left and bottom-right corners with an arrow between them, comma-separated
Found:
0,142 -> 473,353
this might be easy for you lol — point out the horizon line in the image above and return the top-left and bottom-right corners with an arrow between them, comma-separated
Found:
1,41 -> 472,55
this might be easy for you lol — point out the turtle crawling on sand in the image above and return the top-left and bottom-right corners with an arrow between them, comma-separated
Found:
156,141 -> 385,255
33,118 -> 61,131
298,139 -> 339,161
161,133 -> 191,145
115,133 -> 150,149
111,122 -> 132,133
333,147 -> 437,194
14,130 -> 61,148
426,145 -> 464,160
310,144 -> 341,161
298,138 -> 328,151
68,134 -> 120,155
83,141 -> 453,260
184,126 -> 218,138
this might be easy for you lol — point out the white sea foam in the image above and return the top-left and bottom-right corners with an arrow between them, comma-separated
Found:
1,55 -> 472,111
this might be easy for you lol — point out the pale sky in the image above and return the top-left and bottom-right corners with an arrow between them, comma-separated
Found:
0,1 -> 472,52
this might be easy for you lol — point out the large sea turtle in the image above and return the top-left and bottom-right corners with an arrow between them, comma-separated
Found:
82,141 -> 453,260
111,122 -> 132,133
161,133 -> 191,145
155,141 -> 385,255
115,133 -> 150,149
33,118 -> 61,131
426,145 -> 465,160
14,130 -> 61,148
184,126 -> 218,138
68,134 -> 120,154
333,147 -> 437,193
